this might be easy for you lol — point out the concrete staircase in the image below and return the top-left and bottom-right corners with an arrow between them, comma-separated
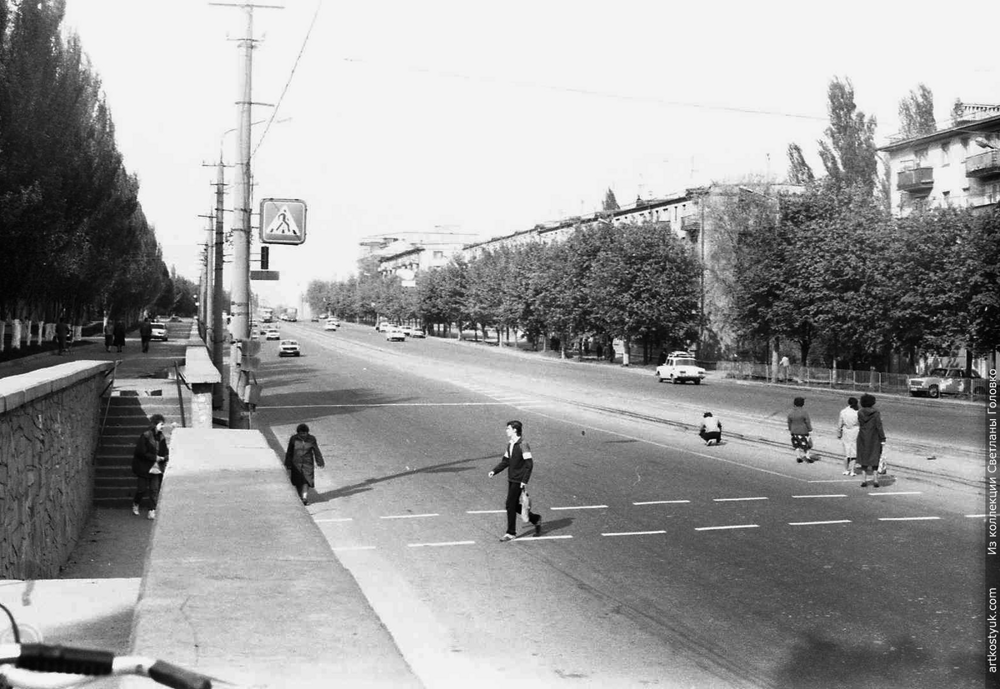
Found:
93,319 -> 192,508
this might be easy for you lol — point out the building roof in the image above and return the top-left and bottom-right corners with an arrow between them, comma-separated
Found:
879,106 -> 1000,152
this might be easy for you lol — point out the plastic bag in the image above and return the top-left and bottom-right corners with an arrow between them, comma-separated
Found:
519,488 -> 531,522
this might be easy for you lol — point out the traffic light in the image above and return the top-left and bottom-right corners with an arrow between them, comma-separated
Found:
260,246 -> 269,270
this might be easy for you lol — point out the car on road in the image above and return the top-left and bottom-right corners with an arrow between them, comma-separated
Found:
150,322 -> 168,341
278,339 -> 300,357
655,351 -> 706,384
385,326 -> 406,342
907,367 -> 985,398
403,326 -> 425,338
323,318 -> 339,331
265,328 -> 281,341
310,315 -> 320,322
377,322 -> 392,333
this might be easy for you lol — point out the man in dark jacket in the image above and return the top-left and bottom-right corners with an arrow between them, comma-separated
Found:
488,420 -> 542,540
139,317 -> 153,353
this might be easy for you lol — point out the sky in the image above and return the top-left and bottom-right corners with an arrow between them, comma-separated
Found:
61,0 -> 1000,308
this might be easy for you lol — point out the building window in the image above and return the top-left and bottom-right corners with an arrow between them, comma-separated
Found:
942,190 -> 951,206
914,148 -> 928,166
433,251 -> 444,259
941,142 -> 950,166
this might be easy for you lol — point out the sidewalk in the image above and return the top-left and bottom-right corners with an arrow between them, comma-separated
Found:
1,327 -> 191,654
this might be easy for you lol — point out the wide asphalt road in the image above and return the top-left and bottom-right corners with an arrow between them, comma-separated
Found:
251,321 -> 986,689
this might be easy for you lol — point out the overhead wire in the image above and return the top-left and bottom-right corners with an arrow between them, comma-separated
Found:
340,56 -> 829,123
250,0 -> 322,160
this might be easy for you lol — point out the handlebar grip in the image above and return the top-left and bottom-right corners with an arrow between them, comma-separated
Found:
16,644 -> 115,675
148,660 -> 212,689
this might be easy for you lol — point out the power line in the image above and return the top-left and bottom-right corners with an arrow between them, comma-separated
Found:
341,56 -> 828,123
251,0 -> 322,159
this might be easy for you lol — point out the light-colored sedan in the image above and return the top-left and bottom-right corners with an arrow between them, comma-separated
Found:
655,352 -> 706,384
323,319 -> 339,331
265,328 -> 281,341
403,326 -> 425,338
908,367 -> 985,398
385,327 -> 406,342
278,339 -> 301,357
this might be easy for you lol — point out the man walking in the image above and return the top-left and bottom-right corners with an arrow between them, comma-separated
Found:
488,420 -> 542,540
139,317 -> 152,353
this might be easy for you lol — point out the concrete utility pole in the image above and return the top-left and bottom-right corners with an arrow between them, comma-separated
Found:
211,1 -> 281,428
213,156 -> 226,408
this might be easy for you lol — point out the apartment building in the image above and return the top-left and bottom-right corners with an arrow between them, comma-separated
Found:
879,102 -> 1000,216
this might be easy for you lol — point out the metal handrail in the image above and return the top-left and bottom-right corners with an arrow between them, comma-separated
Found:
173,361 -> 188,428
99,360 -> 122,438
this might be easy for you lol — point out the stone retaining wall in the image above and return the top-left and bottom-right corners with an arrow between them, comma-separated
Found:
0,361 -> 114,578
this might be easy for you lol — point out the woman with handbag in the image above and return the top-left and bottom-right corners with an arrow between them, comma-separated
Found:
856,394 -> 886,488
787,397 -> 814,463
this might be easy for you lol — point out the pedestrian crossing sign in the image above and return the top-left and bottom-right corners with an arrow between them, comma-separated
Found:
260,198 -> 307,245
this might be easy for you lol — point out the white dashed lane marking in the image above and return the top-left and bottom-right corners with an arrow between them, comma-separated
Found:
633,500 -> 691,505
408,540 -> 476,548
789,520 -> 852,526
380,513 -> 440,520
332,545 -> 377,552
878,516 -> 942,522
315,517 -> 354,523
868,491 -> 923,497
694,524 -> 759,532
601,530 -> 667,537
511,535 -> 573,542
550,504 -> 608,511
967,514 -> 987,518
466,509 -> 505,514
713,497 -> 768,502
792,494 -> 847,499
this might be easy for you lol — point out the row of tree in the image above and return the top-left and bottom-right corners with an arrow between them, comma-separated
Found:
0,0 -> 172,329
308,223 -> 702,363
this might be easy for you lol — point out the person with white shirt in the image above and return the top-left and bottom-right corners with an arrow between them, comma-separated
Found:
836,397 -> 860,476
698,412 -> 723,446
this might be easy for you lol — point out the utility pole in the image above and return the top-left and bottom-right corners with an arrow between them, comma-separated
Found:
211,1 -> 280,428
213,156 -> 226,408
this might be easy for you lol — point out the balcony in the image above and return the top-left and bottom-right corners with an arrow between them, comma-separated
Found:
897,167 -> 933,193
965,150 -> 1000,178
680,215 -> 701,241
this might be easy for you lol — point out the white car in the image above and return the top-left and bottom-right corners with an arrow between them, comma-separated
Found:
278,339 -> 300,357
265,328 -> 281,341
403,326 -> 425,338
150,322 -> 168,341
655,351 -> 706,384
323,319 -> 339,331
385,327 -> 406,342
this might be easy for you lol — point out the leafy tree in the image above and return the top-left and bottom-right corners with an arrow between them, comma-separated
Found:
602,188 -> 620,211
898,83 -> 936,139
786,143 -> 815,186
817,77 -> 878,196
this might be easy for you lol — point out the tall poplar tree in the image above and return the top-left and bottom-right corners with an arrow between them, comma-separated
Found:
817,77 -> 878,196
898,83 -> 936,139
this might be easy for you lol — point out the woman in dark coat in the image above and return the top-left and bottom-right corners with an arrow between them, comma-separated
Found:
104,320 -> 115,352
132,413 -> 169,519
285,423 -> 325,505
113,320 -> 126,353
856,393 -> 885,488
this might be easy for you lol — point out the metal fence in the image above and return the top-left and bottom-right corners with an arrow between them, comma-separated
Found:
714,360 -> 987,401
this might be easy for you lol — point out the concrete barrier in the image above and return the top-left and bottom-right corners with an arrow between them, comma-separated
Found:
124,428 -> 419,688
0,360 -> 114,578
181,346 -> 221,428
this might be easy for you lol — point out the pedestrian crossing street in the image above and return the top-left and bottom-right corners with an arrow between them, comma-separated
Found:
312,489 -> 985,552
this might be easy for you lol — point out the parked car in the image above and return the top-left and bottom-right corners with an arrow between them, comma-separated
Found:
385,327 -> 406,342
150,322 -> 168,341
278,339 -> 301,357
377,322 -> 392,333
323,319 -> 339,331
265,328 -> 281,341
403,326 -> 425,338
655,351 -> 706,384
908,367 -> 985,398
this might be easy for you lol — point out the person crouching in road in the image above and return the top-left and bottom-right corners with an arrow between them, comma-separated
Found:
787,396 -> 814,463
132,413 -> 169,520
698,411 -> 722,446
488,420 -> 542,541
285,423 -> 325,505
